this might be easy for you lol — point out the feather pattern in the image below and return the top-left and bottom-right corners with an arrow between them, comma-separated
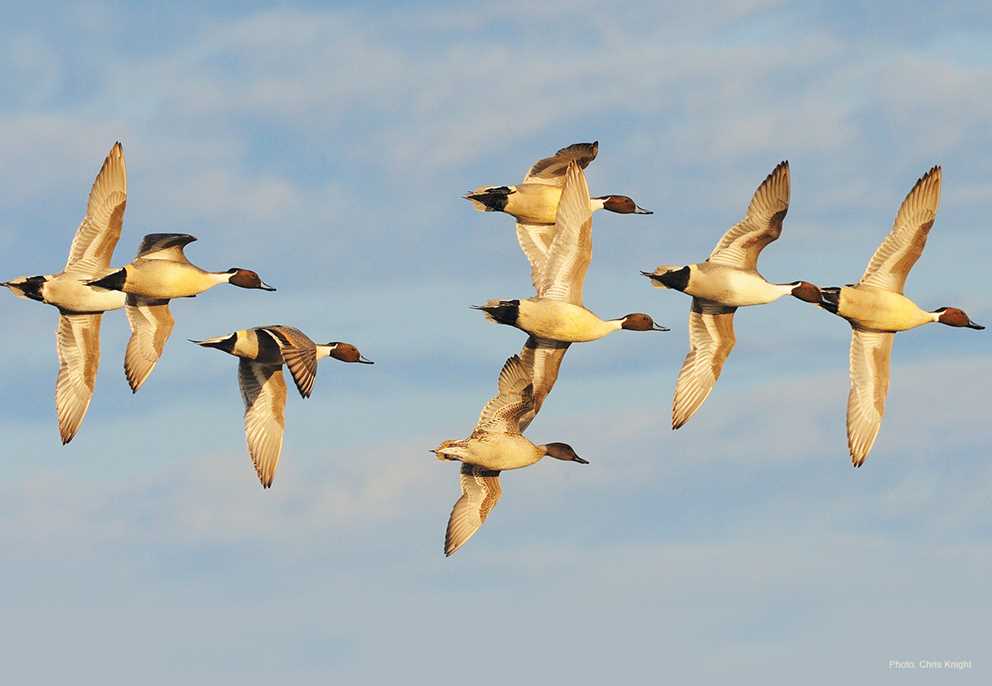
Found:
238,359 -> 287,488
64,142 -> 127,274
859,166 -> 941,294
846,328 -> 894,467
123,295 -> 175,392
54,313 -> 102,444
522,141 -> 598,187
707,161 -> 790,270
537,162 -> 593,305
672,299 -> 738,429
445,464 -> 502,557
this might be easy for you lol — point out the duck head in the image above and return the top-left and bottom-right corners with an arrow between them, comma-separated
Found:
620,313 -> 669,332
789,280 -> 821,303
326,342 -> 374,364
226,268 -> 276,291
543,442 -> 589,464
592,195 -> 653,215
934,307 -> 984,330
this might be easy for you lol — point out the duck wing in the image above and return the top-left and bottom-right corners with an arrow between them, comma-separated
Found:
444,463 -> 502,557
846,328 -> 894,467
858,166 -> 941,294
473,354 -> 534,436
707,161 -> 790,270
536,162 -> 593,305
517,336 -> 570,432
238,359 -> 287,488
259,325 -> 318,399
522,141 -> 598,187
515,222 -> 558,292
65,142 -> 127,275
123,295 -> 174,392
672,299 -> 737,429
133,233 -> 197,263
54,313 -> 102,444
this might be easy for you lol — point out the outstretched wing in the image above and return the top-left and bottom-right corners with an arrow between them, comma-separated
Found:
444,463 -> 503,557
65,142 -> 127,274
54,313 -> 102,444
515,222 -> 558,292
858,166 -> 941,294
536,162 -> 593,304
260,325 -> 319,399
238,359 -> 287,488
707,161 -> 790,270
473,354 -> 534,436
123,295 -> 174,392
522,141 -> 598,186
672,299 -> 737,429
517,336 -> 570,432
846,328 -> 894,467
134,233 -> 197,262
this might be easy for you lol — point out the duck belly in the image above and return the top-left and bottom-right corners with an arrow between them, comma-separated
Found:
504,185 -> 563,225
467,435 -> 543,471
687,265 -> 784,306
45,272 -> 126,313
517,300 -> 614,342
837,287 -> 932,332
126,260 -> 217,299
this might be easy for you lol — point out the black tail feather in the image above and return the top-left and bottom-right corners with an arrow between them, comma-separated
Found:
87,268 -> 127,291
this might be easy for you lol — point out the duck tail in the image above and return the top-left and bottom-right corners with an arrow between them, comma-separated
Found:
471,299 -> 520,326
86,268 -> 127,291
464,185 -> 514,213
641,265 -> 687,291
2,275 -> 46,302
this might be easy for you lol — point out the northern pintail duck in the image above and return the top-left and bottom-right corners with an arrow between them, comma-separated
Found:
192,325 -> 372,488
433,354 -> 587,556
813,166 -> 983,466
642,161 -> 821,429
474,162 -> 667,415
464,141 -> 652,225
88,233 -> 275,392
2,142 -> 128,443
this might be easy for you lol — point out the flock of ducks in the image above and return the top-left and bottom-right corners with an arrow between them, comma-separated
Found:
3,143 -> 372,487
3,141 -> 985,556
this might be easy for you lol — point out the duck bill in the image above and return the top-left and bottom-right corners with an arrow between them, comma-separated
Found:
651,323 -> 670,332
633,205 -> 653,215
259,280 -> 277,292
357,355 -> 375,364
572,455 -> 590,464
967,321 -> 985,330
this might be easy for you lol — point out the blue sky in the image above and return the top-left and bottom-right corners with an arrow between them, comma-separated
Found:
1,1 -> 990,683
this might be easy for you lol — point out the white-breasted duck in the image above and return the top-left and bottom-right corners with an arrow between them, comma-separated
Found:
433,354 -> 587,556
812,166 -> 983,466
464,141 -> 651,225
2,142 -> 128,443
192,325 -> 372,488
642,161 -> 821,429
87,233 -> 276,392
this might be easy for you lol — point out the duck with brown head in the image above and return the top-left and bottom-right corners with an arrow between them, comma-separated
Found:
592,195 -> 653,215
934,307 -> 984,330
434,354 -> 589,557
809,165 -> 984,467
192,325 -> 374,488
226,268 -> 276,291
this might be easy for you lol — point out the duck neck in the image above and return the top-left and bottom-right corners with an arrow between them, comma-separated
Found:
315,344 -> 335,360
589,197 -> 607,212
769,282 -> 799,301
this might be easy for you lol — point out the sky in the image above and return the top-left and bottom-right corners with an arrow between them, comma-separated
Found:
1,1 -> 990,683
